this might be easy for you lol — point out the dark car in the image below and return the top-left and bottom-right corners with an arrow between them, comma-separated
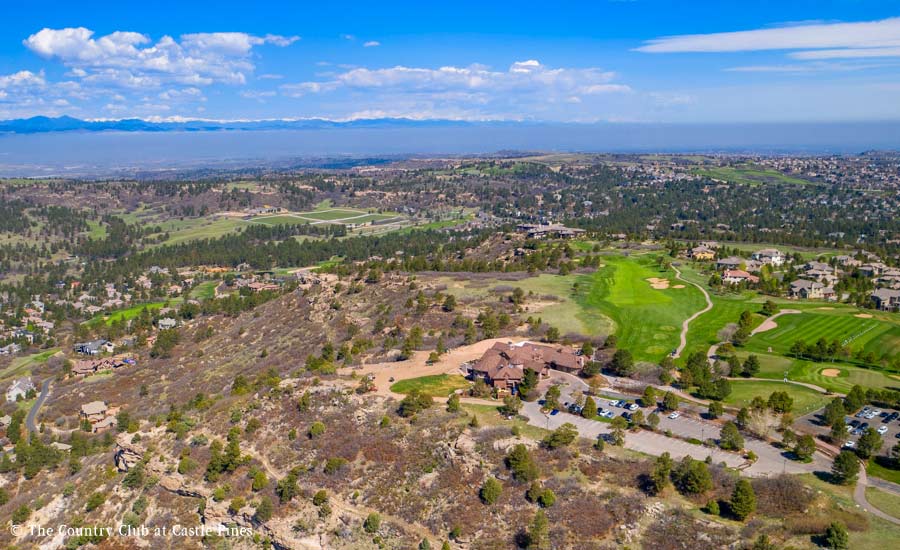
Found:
550,409 -> 559,416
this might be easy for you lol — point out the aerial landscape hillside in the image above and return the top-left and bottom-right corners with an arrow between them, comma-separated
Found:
2,2 -> 900,549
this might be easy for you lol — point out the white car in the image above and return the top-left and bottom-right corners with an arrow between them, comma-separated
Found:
843,440 -> 856,448
865,412 -> 877,420
627,403 -> 639,411
603,410 -> 616,419
877,426 -> 889,435
667,412 -> 680,419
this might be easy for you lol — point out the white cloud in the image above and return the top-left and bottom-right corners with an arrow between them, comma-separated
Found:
158,87 -> 205,101
293,60 -> 625,95
790,46 -> 900,60
341,34 -> 356,41
279,59 -> 631,121
636,17 -> 900,53
726,61 -> 896,73
363,41 -> 381,48
23,27 -> 298,89
0,70 -> 45,88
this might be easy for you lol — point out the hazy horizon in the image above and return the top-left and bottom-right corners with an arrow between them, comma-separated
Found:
2,121 -> 899,177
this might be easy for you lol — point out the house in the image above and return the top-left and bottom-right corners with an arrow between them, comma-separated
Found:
716,257 -> 744,270
789,279 -> 826,299
468,341 -> 585,395
6,378 -> 35,403
79,401 -> 116,432
74,339 -> 110,355
516,223 -> 586,239
871,288 -> 900,311
835,255 -> 862,268
751,248 -> 786,267
0,343 -> 21,356
722,270 -> 759,285
688,245 -> 716,261
158,317 -> 178,330
71,356 -> 135,377
12,329 -> 35,344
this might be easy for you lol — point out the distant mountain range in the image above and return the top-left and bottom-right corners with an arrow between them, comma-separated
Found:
0,115 -> 496,134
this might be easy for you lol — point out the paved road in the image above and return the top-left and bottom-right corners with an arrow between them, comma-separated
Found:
26,377 -> 51,433
671,264 -> 713,359
855,464 -> 900,525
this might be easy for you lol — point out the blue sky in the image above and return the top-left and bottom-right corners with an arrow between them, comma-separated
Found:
1,0 -> 899,123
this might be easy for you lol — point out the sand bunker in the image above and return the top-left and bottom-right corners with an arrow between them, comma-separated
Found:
854,313 -> 873,319
817,307 -> 834,310
646,277 -> 670,290
754,319 -> 778,334
672,284 -> 686,289
821,368 -> 841,378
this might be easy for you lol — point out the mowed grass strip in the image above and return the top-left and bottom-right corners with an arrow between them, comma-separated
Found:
724,379 -> 830,415
745,310 -> 897,358
389,374 -> 471,397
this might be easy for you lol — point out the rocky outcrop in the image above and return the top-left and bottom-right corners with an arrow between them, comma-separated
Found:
113,437 -> 143,472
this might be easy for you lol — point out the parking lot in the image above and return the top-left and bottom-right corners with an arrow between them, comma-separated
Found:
797,405 -> 900,454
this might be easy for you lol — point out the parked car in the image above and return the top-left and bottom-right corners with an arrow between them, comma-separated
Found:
877,425 -> 889,435
550,409 -> 559,416
843,440 -> 856,448
627,403 -> 639,411
667,412 -> 680,419
603,410 -> 615,419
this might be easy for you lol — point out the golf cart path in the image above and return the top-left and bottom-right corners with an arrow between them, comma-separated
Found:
855,464 -> 900,525
671,265 -> 713,359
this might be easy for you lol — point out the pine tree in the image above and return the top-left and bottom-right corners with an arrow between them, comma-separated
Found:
729,479 -> 756,520
582,396 -> 597,419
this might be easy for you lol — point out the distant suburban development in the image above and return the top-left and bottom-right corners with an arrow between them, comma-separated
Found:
0,152 -> 899,549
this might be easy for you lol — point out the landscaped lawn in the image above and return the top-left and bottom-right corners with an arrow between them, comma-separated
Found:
868,459 -> 900,485
390,374 -> 471,397
723,379 -> 831,415
866,487 -> 900,519
86,301 -> 174,327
